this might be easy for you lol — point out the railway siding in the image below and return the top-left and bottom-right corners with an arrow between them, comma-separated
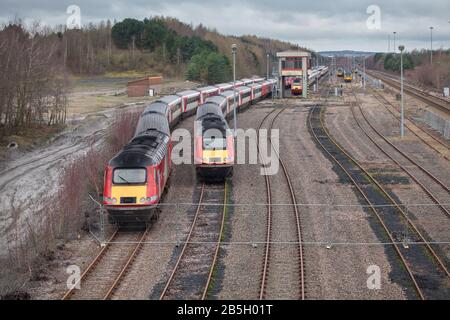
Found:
309,104 -> 450,300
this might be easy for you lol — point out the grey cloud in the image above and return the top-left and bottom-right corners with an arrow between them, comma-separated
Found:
0,0 -> 449,51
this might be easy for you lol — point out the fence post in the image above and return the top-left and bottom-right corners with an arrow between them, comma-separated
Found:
251,205 -> 257,248
175,203 -> 180,248
326,205 -> 332,249
402,204 -> 410,249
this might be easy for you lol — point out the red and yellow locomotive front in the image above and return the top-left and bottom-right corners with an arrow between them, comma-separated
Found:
102,123 -> 171,223
194,104 -> 234,180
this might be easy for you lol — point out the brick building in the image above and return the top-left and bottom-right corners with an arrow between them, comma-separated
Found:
127,76 -> 163,97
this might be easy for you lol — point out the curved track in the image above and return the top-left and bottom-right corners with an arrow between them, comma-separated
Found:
350,89 -> 450,218
308,95 -> 450,300
368,70 -> 450,114
371,90 -> 450,161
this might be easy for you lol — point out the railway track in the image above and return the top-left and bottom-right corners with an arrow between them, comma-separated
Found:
257,107 -> 305,300
159,182 -> 227,300
349,89 -> 450,218
371,90 -> 450,161
62,228 -> 149,300
367,70 -> 450,114
308,99 -> 450,299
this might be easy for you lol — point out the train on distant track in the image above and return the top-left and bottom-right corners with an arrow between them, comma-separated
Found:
336,68 -> 344,77
290,66 -> 329,95
343,71 -> 353,82
103,77 -> 276,224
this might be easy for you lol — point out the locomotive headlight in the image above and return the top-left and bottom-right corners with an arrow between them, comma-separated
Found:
111,198 -> 117,204
140,197 -> 146,203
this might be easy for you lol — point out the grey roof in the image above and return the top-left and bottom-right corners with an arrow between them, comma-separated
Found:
176,90 -> 200,97
142,102 -> 169,117
241,78 -> 254,84
197,86 -> 218,92
205,95 -> 227,106
156,95 -> 181,105
196,103 -> 224,120
221,90 -> 238,98
135,113 -> 170,137
215,83 -> 233,89
236,86 -> 251,93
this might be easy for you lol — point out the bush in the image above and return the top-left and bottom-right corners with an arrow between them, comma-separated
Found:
186,51 -> 231,84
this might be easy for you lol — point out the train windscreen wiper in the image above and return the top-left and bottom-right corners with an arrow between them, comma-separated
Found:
118,174 -> 131,184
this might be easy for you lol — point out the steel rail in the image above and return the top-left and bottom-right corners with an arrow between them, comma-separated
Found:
62,229 -> 119,300
350,90 -> 450,218
257,107 -> 306,300
307,102 -> 426,300
372,91 -> 450,161
159,182 -> 227,300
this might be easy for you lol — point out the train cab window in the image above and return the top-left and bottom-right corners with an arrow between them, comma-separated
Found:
203,136 -> 227,150
113,168 -> 147,184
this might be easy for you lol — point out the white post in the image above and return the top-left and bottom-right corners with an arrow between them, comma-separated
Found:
363,56 -> 366,91
232,44 -> 237,137
393,32 -> 397,54
266,53 -> 269,79
430,27 -> 434,65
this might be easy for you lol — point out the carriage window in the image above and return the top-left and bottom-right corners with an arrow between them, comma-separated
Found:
113,168 -> 147,184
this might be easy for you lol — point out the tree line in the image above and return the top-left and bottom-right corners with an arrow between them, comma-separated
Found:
0,23 -> 68,133
111,17 -> 232,84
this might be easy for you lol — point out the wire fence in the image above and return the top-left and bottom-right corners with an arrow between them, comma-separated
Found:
88,202 -> 450,248
423,109 -> 450,139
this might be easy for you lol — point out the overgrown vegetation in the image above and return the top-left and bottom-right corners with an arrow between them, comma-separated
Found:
0,110 -> 141,298
371,49 -> 450,90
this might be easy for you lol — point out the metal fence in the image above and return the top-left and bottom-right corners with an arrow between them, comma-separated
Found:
424,109 -> 450,139
88,202 -> 450,247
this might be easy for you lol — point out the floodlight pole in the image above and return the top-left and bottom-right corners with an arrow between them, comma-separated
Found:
399,45 -> 405,138
429,26 -> 434,65
232,44 -> 237,137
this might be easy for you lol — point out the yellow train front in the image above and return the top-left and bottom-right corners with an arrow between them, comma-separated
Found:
336,68 -> 344,77
344,71 -> 353,82
291,78 -> 302,95
194,103 -> 234,181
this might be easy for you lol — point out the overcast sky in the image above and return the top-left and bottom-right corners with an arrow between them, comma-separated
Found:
1,0 -> 449,52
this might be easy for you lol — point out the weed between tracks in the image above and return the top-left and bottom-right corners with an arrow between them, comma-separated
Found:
205,178 -> 232,299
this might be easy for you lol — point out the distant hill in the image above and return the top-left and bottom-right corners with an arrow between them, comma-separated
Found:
319,50 -> 378,57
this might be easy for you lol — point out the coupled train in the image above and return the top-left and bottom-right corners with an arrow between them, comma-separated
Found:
103,77 -> 276,224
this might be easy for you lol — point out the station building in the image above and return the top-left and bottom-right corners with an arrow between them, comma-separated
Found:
276,51 -> 311,98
